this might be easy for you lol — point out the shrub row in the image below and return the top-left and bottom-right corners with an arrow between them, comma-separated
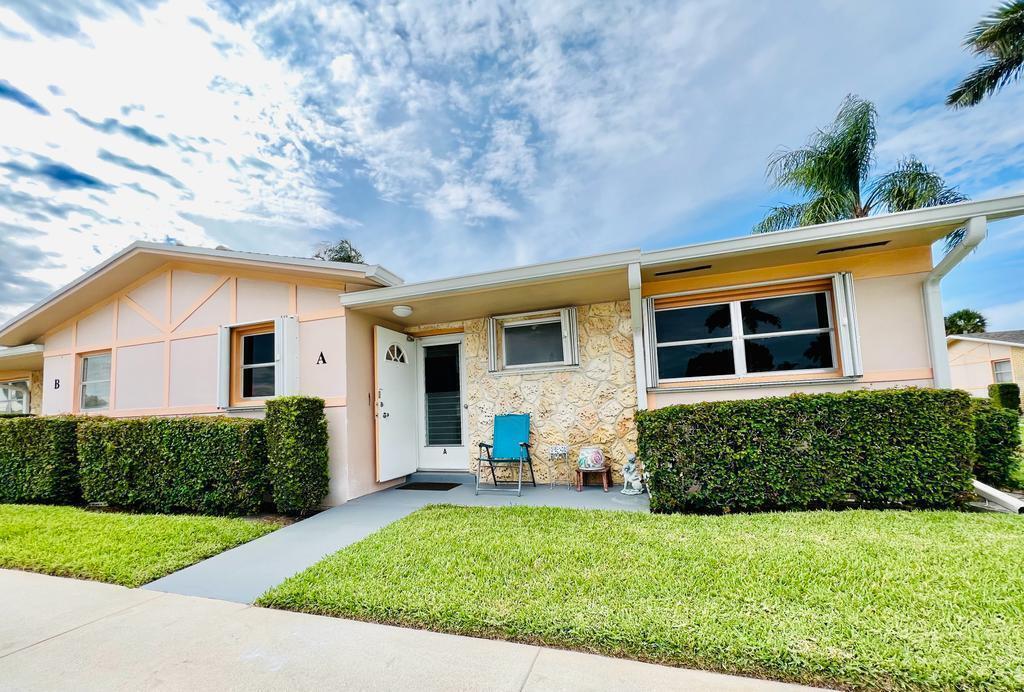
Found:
77,416 -> 268,515
0,416 -> 85,504
972,399 -> 1022,487
0,397 -> 330,516
639,388 -> 976,513
988,382 -> 1021,411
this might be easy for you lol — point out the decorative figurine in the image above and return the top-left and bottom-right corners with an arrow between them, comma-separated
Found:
621,454 -> 644,495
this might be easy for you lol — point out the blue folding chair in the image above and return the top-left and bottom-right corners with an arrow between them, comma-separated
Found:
476,414 -> 535,496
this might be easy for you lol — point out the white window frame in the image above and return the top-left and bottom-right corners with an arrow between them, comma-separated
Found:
643,273 -> 862,387
216,315 -> 299,409
79,352 -> 111,411
0,379 -> 30,414
487,307 -> 579,372
993,359 -> 1013,383
239,327 -> 276,401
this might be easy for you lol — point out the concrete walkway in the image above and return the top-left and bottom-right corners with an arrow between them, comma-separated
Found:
145,483 -> 649,603
0,570 -> 823,691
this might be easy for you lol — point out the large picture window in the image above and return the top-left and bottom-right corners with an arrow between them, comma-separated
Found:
652,290 -> 837,382
80,352 -> 111,411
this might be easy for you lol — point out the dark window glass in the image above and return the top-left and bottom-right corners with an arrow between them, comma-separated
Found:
243,332 -> 274,365
741,293 -> 830,335
504,321 -> 564,366
657,343 -> 735,379
744,333 -> 834,373
424,343 -> 462,446
243,366 -> 275,397
654,304 -> 731,343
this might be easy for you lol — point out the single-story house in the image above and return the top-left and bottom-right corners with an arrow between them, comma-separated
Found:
2,195 -> 1022,506
948,330 -> 1024,398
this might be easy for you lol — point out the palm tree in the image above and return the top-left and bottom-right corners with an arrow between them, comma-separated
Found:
753,95 -> 967,246
945,308 -> 988,335
947,1 -> 1024,108
313,239 -> 364,264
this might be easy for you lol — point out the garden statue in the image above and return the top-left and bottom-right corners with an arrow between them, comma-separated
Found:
621,454 -> 644,495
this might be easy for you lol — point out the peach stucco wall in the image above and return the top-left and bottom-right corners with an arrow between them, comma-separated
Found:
647,269 -> 936,407
949,340 -> 1017,398
38,263 -> 363,506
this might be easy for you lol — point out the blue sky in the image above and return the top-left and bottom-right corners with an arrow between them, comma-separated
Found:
1,0 -> 1023,329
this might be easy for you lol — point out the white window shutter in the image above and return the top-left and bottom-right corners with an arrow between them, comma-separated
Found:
832,272 -> 863,377
560,307 -> 579,366
274,315 -> 300,396
216,325 -> 231,409
486,317 -> 498,372
642,298 -> 659,384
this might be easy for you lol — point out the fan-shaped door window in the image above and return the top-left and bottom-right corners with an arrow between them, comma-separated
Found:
385,344 -> 407,363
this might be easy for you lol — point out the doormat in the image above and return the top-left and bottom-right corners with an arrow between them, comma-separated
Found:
396,482 -> 460,491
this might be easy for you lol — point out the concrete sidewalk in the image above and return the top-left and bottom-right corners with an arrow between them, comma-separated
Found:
145,483 -> 648,603
0,570 -> 823,692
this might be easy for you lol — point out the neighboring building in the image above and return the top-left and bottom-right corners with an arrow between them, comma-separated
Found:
948,331 -> 1024,398
1,195 -> 1022,505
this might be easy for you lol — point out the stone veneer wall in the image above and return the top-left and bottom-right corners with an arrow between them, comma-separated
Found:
29,371 -> 42,415
408,300 -> 638,484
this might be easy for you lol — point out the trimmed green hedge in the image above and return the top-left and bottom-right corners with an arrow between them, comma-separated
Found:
639,388 -> 975,513
78,417 -> 267,515
972,399 -> 1023,487
266,396 -> 329,513
0,416 -> 84,504
988,382 -> 1021,411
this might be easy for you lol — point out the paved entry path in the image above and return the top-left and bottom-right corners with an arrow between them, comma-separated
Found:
0,570 -> 823,692
145,483 -> 649,603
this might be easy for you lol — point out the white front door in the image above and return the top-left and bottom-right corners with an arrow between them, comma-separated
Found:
416,335 -> 467,471
374,326 -> 419,482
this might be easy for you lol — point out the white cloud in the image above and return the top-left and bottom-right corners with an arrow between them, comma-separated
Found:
1,0 -> 1021,324
330,53 -> 358,83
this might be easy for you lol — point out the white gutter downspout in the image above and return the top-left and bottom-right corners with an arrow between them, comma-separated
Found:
628,262 -> 648,411
923,215 -> 987,389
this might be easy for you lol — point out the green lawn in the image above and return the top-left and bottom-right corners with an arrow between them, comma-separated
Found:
260,505 -> 1024,691
0,504 -> 279,587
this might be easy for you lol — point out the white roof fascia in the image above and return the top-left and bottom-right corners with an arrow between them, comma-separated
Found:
128,241 -> 403,284
640,194 -> 1024,268
0,241 -> 402,340
945,335 -> 1024,349
340,249 -> 642,307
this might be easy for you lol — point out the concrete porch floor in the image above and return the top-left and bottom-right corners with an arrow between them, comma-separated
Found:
144,480 -> 649,604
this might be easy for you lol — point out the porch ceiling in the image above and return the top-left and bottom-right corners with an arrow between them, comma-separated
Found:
346,267 -> 631,327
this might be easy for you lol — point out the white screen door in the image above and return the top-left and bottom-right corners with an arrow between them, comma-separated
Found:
374,325 -> 419,482
417,335 -> 466,470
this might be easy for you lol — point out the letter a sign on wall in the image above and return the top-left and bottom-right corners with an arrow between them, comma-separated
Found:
316,352 -> 327,365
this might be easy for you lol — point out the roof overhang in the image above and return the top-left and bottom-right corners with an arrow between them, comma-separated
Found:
946,335 -> 1024,348
0,241 -> 403,346
0,344 -> 43,372
339,249 -> 640,326
639,194 -> 1024,282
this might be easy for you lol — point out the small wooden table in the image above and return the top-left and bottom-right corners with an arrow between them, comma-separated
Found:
575,466 -> 613,492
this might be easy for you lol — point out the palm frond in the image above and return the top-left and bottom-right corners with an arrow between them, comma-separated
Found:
752,203 -> 810,234
764,95 -> 876,203
865,158 -> 967,214
947,54 -> 1024,107
964,0 -> 1024,55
